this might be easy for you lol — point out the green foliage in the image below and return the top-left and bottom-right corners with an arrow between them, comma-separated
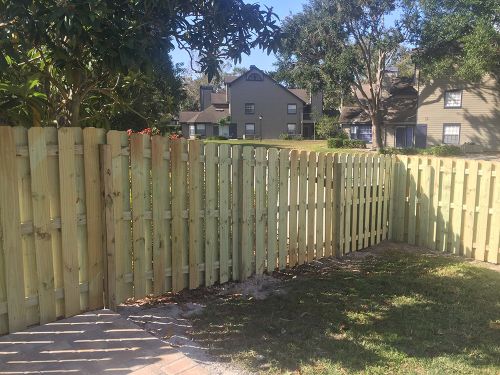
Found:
327,138 -> 344,149
380,145 -> 463,157
315,115 -> 345,139
328,138 -> 366,149
206,135 -> 228,140
424,145 -> 463,157
342,139 -> 367,149
0,1 -> 280,127
411,0 -> 500,80
279,133 -> 303,141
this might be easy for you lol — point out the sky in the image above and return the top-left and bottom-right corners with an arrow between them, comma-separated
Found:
170,0 -> 307,73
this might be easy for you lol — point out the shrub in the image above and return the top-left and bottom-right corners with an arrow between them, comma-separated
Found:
424,145 -> 463,157
327,138 -> 344,148
280,133 -> 303,140
380,147 -> 420,155
206,135 -> 228,140
342,139 -> 367,149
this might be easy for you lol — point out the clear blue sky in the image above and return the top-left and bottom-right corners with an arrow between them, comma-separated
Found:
170,0 -> 306,73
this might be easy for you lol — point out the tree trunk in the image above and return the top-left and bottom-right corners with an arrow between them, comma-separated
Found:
371,112 -> 384,150
70,93 -> 81,127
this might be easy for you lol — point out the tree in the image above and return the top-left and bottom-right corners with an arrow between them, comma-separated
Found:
274,0 -> 409,149
0,0 -> 280,127
408,0 -> 500,80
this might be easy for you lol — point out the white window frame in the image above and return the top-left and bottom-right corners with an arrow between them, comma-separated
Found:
443,123 -> 460,145
245,123 -> 255,135
287,103 -> 297,114
189,125 -> 196,137
287,123 -> 297,135
444,90 -> 462,108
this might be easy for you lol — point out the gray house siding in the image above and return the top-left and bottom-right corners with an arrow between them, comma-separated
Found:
228,72 -> 304,139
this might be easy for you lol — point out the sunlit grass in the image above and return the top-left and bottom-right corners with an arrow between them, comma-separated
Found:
190,249 -> 500,374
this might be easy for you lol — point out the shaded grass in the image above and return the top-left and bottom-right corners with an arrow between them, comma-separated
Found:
203,139 -> 370,154
190,249 -> 500,374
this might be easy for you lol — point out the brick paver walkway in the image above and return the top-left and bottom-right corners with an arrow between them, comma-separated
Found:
0,310 -> 208,374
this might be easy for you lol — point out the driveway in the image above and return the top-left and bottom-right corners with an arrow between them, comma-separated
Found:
0,310 -> 207,374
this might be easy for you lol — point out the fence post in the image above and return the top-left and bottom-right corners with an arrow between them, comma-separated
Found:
388,156 -> 398,240
99,144 -> 116,311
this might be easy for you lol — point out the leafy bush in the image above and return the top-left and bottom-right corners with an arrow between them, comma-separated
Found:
315,115 -> 344,139
280,133 -> 303,140
206,135 -> 228,140
327,138 -> 344,148
424,145 -> 463,157
380,147 -> 421,155
342,139 -> 367,149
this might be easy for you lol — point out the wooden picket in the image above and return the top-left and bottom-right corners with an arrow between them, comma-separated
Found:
2,124 -> 497,337
390,156 -> 499,263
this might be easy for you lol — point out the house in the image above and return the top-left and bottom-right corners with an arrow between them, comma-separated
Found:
340,73 -> 500,151
339,77 -> 420,147
179,66 -> 323,139
416,74 -> 499,151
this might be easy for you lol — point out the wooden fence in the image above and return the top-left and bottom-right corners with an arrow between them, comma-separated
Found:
389,156 -> 499,264
0,126 -> 393,334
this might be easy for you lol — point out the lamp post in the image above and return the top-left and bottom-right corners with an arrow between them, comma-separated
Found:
259,114 -> 263,141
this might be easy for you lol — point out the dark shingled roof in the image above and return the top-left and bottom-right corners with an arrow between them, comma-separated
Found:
210,92 -> 227,104
179,105 -> 229,124
288,89 -> 309,103
340,78 -> 417,124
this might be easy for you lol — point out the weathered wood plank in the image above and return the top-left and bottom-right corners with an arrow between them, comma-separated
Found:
255,148 -> 267,275
344,154 -> 353,253
83,127 -> 105,310
107,131 -> 133,303
99,144 -> 116,310
338,154 -> 346,255
278,149 -> 289,269
298,151 -> 308,264
307,152 -> 317,261
219,144 -> 231,283
487,163 -> 499,264
267,148 -> 279,271
315,153 -> 325,258
376,156 -> 385,244
288,150 -> 299,266
231,145 -> 243,280
152,136 -> 168,293
476,161 -> 492,261
351,155 -> 359,251
57,128 -> 81,317
407,157 -> 418,245
324,153 -> 333,257
364,155 -> 373,248
439,159 -> 453,252
357,155 -> 366,250
0,126 -> 26,332
451,159 -> 465,255
130,134 -> 146,297
241,146 -> 254,280
463,160 -> 478,258
382,155 -> 392,240
418,158 -> 431,248
332,154 -> 342,257
370,156 -> 379,245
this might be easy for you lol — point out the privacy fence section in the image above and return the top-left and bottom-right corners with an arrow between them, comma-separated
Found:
389,156 -> 500,264
0,126 -> 393,335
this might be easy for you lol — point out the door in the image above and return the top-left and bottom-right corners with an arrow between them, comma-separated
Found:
229,124 -> 237,139
415,124 -> 427,148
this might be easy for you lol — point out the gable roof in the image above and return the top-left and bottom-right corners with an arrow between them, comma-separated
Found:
340,78 -> 418,125
289,89 -> 309,103
179,105 -> 229,124
227,66 -> 307,104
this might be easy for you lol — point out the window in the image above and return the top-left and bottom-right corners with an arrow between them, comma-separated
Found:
245,123 -> 255,135
189,124 -> 206,137
443,124 -> 460,144
247,72 -> 263,81
244,103 -> 255,114
287,104 -> 297,114
395,126 -> 414,148
287,123 -> 297,135
350,125 -> 372,143
444,90 -> 462,108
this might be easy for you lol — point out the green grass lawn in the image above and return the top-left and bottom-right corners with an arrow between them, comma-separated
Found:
190,245 -> 500,374
204,138 -> 371,154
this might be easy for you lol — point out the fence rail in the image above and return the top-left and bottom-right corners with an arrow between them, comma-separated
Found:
0,126 -> 498,336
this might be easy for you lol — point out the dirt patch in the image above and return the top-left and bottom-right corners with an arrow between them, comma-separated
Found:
118,274 -> 287,374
